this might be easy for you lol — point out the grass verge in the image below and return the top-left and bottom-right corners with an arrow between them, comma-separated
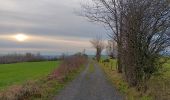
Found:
100,59 -> 170,100
88,61 -> 95,73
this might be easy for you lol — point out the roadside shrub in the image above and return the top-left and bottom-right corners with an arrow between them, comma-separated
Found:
18,81 -> 42,100
0,85 -> 22,100
0,81 -> 41,100
49,54 -> 87,82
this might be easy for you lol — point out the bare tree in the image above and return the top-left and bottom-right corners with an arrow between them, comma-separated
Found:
120,0 -> 170,88
90,36 -> 105,62
82,0 -> 170,90
106,40 -> 117,59
81,0 -> 126,73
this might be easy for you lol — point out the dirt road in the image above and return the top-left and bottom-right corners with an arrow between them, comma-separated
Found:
53,62 -> 123,100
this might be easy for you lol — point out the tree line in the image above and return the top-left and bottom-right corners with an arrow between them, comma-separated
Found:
0,53 -> 57,64
82,0 -> 170,91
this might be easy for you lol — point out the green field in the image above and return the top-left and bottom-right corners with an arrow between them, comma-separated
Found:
0,61 -> 60,90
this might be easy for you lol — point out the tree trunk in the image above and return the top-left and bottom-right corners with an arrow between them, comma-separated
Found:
117,43 -> 123,73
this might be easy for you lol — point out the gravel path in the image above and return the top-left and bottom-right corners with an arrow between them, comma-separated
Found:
53,62 -> 123,100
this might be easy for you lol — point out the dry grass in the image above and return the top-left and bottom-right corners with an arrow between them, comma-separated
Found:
0,80 -> 42,100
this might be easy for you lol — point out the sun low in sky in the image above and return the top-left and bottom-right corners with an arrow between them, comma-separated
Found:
0,0 -> 106,55
14,34 -> 29,42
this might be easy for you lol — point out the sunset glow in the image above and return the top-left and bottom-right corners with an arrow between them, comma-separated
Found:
14,34 -> 28,42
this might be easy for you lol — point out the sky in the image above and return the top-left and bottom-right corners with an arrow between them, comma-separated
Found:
0,0 -> 107,55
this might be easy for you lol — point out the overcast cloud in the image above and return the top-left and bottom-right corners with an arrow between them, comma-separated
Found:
0,0 -> 107,55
